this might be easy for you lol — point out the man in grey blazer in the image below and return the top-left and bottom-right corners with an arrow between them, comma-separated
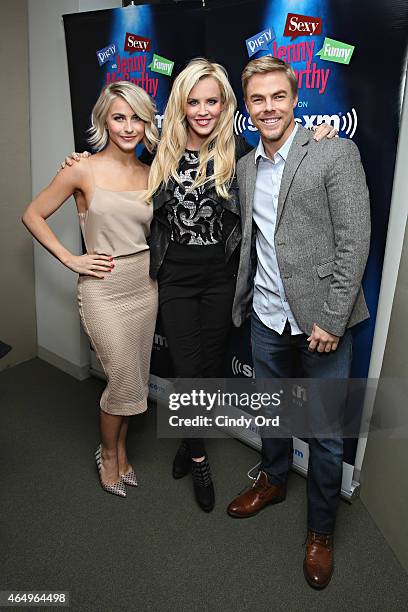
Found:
227,56 -> 370,589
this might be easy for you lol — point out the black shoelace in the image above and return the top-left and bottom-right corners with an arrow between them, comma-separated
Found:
191,458 -> 212,487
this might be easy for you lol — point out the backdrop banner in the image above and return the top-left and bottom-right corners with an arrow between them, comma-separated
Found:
64,0 -> 408,498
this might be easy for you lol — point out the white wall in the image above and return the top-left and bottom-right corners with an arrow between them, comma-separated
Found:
358,73 -> 408,573
360,219 -> 408,572
354,73 -> 408,474
80,0 -> 121,9
0,0 -> 37,372
28,0 -> 121,379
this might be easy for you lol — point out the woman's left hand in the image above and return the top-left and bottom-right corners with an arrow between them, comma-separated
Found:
312,123 -> 338,140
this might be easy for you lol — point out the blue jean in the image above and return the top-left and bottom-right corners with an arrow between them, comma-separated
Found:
251,310 -> 352,534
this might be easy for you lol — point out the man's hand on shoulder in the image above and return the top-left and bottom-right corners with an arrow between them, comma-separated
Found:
307,324 -> 339,353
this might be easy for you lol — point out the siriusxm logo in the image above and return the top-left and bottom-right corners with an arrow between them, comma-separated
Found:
231,356 -> 254,378
292,384 -> 307,402
154,333 -> 168,348
234,111 -> 252,135
295,108 -> 358,138
234,107 -> 358,139
148,381 -> 166,395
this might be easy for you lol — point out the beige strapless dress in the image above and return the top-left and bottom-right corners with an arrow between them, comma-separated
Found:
77,186 -> 158,416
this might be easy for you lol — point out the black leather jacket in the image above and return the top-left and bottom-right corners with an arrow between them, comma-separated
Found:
148,135 -> 252,280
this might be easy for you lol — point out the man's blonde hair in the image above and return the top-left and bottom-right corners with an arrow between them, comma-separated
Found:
241,56 -> 298,99
88,81 -> 159,152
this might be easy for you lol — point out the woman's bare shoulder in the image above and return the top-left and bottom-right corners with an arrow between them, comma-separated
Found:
56,154 -> 95,195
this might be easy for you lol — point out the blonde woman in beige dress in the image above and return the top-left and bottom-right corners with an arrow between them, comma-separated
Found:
22,82 -> 159,497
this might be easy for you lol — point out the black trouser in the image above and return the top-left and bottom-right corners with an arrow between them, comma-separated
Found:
159,242 -> 236,457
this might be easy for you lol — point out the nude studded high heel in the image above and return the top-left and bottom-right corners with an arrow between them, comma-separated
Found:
121,468 -> 138,487
95,445 -> 126,497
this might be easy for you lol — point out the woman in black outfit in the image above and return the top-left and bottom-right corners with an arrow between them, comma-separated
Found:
147,58 -> 251,512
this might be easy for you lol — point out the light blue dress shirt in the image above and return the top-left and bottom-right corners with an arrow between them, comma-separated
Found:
252,123 -> 303,335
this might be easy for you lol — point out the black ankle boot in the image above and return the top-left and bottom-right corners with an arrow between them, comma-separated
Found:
172,440 -> 191,479
191,456 -> 215,512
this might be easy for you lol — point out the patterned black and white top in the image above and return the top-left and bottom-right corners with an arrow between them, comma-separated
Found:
166,150 -> 224,245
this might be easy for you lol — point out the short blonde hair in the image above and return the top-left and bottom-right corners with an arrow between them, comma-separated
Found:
241,56 -> 298,99
88,81 -> 159,152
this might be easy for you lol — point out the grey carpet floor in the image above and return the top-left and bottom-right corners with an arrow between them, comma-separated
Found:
0,358 -> 407,612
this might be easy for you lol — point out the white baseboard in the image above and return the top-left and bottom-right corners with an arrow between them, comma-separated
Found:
38,345 -> 90,381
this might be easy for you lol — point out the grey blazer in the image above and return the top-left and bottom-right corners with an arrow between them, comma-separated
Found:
232,125 -> 371,337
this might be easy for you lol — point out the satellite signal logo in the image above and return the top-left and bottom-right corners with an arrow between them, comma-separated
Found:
339,108 -> 358,138
231,356 -> 254,378
234,111 -> 248,135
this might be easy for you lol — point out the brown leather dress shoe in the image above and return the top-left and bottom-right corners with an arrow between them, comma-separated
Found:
227,471 -> 286,518
303,530 -> 334,589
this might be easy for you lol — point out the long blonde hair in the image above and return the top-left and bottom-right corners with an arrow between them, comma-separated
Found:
147,58 -> 237,201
